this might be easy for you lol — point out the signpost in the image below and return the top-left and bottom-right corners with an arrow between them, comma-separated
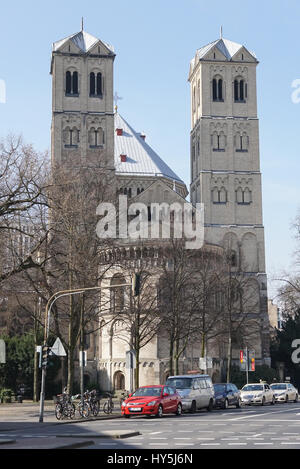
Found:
126,350 -> 136,393
240,348 -> 255,383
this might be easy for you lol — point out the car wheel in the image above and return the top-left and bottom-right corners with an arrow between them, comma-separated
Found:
261,397 -> 265,406
157,405 -> 163,418
190,401 -> 197,413
223,398 -> 229,410
207,399 -> 213,412
176,403 -> 182,416
236,398 -> 241,409
294,394 -> 298,403
271,396 -> 275,405
124,415 -> 130,419
286,395 -> 289,403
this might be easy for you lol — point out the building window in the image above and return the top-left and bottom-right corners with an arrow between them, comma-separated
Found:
90,72 -> 103,97
65,71 -> 79,96
234,78 -> 247,102
235,133 -> 249,152
212,132 -> 226,152
212,77 -> 224,102
236,187 -> 252,204
212,187 -> 227,204
64,126 -> 79,148
89,127 -> 104,147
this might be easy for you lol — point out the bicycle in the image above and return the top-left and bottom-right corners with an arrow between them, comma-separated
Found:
103,392 -> 114,414
54,390 -> 76,420
119,390 -> 130,408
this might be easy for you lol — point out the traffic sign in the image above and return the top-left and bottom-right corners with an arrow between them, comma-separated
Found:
50,338 -> 67,357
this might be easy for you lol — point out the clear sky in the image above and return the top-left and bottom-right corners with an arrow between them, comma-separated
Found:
0,0 -> 299,297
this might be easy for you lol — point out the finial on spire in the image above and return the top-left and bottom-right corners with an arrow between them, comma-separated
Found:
81,17 -> 84,31
220,25 -> 223,39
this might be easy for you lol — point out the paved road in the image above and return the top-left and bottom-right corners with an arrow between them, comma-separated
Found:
0,401 -> 300,449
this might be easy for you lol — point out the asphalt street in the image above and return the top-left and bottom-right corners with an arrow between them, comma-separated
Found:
0,401 -> 300,450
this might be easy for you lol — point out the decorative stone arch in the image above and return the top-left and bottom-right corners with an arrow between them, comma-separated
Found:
241,232 -> 258,272
113,370 -> 125,390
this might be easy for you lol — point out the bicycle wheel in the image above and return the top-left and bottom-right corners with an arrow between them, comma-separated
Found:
92,400 -> 100,416
103,401 -> 112,414
78,401 -> 90,418
55,403 -> 63,420
68,403 -> 76,419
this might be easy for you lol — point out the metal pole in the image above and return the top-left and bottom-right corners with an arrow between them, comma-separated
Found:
246,347 -> 249,384
80,293 -> 85,407
38,282 -> 132,422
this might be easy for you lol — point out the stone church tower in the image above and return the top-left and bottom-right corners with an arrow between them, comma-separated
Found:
188,37 -> 270,365
50,29 -> 115,171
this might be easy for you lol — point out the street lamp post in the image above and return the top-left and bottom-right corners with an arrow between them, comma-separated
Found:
38,279 -> 137,423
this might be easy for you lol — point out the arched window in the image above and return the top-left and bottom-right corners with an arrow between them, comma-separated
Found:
66,71 -> 72,94
234,78 -> 246,102
212,132 -> 226,151
212,77 -> 224,102
64,126 -> 79,147
65,70 -> 79,96
90,72 -> 95,95
110,274 -> 126,313
72,71 -> 78,95
97,73 -> 102,95
89,127 -> 104,147
212,187 -> 227,204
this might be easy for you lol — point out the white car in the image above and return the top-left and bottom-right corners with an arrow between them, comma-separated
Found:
270,383 -> 299,403
240,383 -> 276,406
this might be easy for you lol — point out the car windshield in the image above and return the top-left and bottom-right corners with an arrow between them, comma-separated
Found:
166,378 -> 193,389
131,387 -> 162,397
242,385 -> 263,391
270,384 -> 287,390
214,384 -> 226,392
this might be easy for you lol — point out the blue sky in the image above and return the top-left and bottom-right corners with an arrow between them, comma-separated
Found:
0,0 -> 299,297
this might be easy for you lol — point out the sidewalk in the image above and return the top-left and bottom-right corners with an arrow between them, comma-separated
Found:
0,399 -> 123,424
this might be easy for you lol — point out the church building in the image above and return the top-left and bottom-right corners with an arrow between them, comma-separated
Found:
50,28 -> 270,391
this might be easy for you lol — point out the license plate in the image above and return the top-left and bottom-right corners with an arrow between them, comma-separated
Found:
129,407 -> 142,412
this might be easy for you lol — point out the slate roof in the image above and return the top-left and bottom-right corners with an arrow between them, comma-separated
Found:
53,30 -> 114,54
114,113 -> 184,184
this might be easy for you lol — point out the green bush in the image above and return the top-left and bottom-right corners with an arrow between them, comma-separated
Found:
0,388 -> 14,403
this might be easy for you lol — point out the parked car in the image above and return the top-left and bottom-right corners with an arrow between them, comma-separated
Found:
166,374 -> 214,412
121,385 -> 182,418
270,383 -> 299,403
213,383 -> 241,409
240,382 -> 276,406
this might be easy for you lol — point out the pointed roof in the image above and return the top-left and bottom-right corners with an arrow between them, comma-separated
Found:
114,113 -> 185,186
190,37 -> 257,77
52,30 -> 114,54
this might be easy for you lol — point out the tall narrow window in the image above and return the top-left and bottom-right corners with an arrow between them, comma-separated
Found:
240,80 -> 244,101
234,78 -> 246,102
234,80 -> 239,101
218,79 -> 223,100
213,79 -> 217,101
90,72 -> 95,95
66,71 -> 72,94
96,73 -> 102,95
72,71 -> 78,95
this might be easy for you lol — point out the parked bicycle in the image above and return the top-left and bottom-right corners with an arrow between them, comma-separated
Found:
54,388 -> 76,420
103,392 -> 114,414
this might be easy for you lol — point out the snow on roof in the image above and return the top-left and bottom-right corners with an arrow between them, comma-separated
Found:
53,30 -> 114,54
114,113 -> 184,184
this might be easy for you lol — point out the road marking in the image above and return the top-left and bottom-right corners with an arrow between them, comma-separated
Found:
281,442 -> 300,445
228,443 -> 247,446
200,443 -> 220,446
196,438 -> 216,441
149,432 -> 161,435
254,443 -> 273,446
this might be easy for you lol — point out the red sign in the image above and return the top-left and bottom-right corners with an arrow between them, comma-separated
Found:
240,350 -> 244,363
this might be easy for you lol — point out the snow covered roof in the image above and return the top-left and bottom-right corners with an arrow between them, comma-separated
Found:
53,30 -> 114,54
190,37 -> 257,76
114,113 -> 184,185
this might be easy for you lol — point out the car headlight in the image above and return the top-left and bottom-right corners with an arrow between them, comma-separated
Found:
121,401 -> 126,407
147,400 -> 158,406
256,393 -> 263,397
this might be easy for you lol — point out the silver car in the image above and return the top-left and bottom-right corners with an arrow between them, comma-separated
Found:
166,374 -> 215,412
270,383 -> 299,403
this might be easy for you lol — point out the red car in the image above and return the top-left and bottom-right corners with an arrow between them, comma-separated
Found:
121,385 -> 182,418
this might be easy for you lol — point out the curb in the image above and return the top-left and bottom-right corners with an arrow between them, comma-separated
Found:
55,431 -> 141,439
